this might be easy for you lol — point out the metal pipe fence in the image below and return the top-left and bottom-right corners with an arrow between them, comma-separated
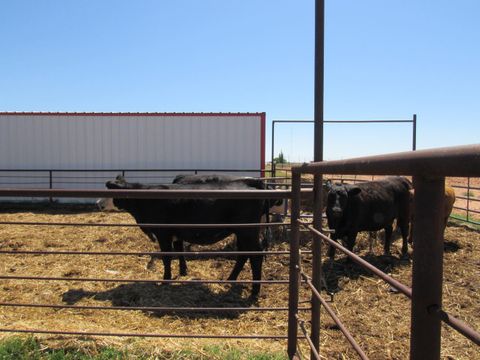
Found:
0,168 -> 272,188
450,178 -> 480,225
2,166 -> 477,226
1,146 -> 479,358
0,187 -> 295,342
288,144 -> 480,359
270,115 -> 417,177
266,172 -> 480,227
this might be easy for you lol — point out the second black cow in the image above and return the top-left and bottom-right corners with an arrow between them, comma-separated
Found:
102,174 -> 280,297
325,176 -> 412,259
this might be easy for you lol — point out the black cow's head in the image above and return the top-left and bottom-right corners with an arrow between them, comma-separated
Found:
325,181 -> 361,226
98,175 -> 137,211
105,175 -> 131,189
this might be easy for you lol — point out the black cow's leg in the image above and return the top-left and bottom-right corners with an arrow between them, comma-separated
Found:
342,233 -> 357,264
228,255 -> 248,281
227,230 -> 263,297
174,239 -> 187,276
249,229 -> 264,298
327,236 -> 337,260
383,225 -> 393,256
145,232 -> 160,270
346,233 -> 357,252
249,254 -> 263,298
157,236 -> 173,281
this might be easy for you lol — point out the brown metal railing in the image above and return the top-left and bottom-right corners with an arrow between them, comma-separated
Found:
288,144 -> 480,359
1,146 -> 479,358
0,187 -> 296,342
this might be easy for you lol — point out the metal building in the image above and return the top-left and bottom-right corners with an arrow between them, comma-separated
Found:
0,112 -> 266,201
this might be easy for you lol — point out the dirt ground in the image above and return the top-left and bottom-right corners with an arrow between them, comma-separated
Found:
0,205 -> 478,359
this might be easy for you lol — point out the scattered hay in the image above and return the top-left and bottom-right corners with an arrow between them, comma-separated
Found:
0,206 -> 478,359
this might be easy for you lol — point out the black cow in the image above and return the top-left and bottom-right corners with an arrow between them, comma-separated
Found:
325,176 -> 412,260
102,174 -> 280,297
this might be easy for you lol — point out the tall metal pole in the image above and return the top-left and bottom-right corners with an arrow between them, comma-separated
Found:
311,0 -> 325,358
287,172 -> 302,359
314,0 -> 325,163
271,121 -> 276,177
410,176 -> 445,359
412,114 -> 417,151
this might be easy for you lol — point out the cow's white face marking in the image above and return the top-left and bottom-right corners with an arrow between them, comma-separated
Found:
97,198 -> 117,211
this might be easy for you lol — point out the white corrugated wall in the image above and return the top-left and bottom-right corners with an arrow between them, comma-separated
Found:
0,113 -> 265,201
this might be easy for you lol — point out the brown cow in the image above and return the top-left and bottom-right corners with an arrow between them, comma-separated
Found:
408,186 -> 456,244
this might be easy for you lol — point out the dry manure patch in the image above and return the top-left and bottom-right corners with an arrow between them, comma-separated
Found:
0,206 -> 478,359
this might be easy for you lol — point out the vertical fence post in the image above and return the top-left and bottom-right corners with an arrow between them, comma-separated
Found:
271,121 -> 276,178
288,171 -> 301,359
310,174 -> 323,358
49,170 -> 53,203
410,176 -> 445,360
467,177 -> 470,222
412,114 -> 417,151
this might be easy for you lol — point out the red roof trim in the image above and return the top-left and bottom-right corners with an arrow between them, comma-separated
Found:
0,112 -> 264,117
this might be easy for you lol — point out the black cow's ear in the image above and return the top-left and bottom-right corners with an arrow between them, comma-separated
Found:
347,186 -> 361,196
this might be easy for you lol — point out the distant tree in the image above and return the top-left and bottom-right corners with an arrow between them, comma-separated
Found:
274,151 -> 287,164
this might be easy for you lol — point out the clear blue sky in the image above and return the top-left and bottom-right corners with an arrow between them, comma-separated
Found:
1,0 -> 478,162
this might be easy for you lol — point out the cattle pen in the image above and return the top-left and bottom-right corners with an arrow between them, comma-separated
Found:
0,144 -> 479,359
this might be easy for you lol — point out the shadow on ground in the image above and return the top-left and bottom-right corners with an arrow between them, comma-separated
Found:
62,282 -> 256,319
322,237 -> 462,294
322,253 -> 411,294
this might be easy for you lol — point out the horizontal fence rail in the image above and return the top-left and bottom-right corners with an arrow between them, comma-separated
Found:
295,144 -> 480,177
0,221 -> 288,228
288,144 -> 480,360
0,188 -> 293,199
0,302 -> 311,313
0,275 -> 291,285
0,168 -> 273,192
0,328 -> 295,340
0,250 -> 301,257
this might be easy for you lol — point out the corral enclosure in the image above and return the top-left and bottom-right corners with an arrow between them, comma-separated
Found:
0,204 -> 478,359
0,112 -> 478,359
0,112 -> 266,201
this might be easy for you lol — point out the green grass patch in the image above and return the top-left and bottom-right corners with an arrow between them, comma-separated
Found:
0,337 -> 127,360
462,191 -> 476,198
450,213 -> 480,230
0,337 -> 287,360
